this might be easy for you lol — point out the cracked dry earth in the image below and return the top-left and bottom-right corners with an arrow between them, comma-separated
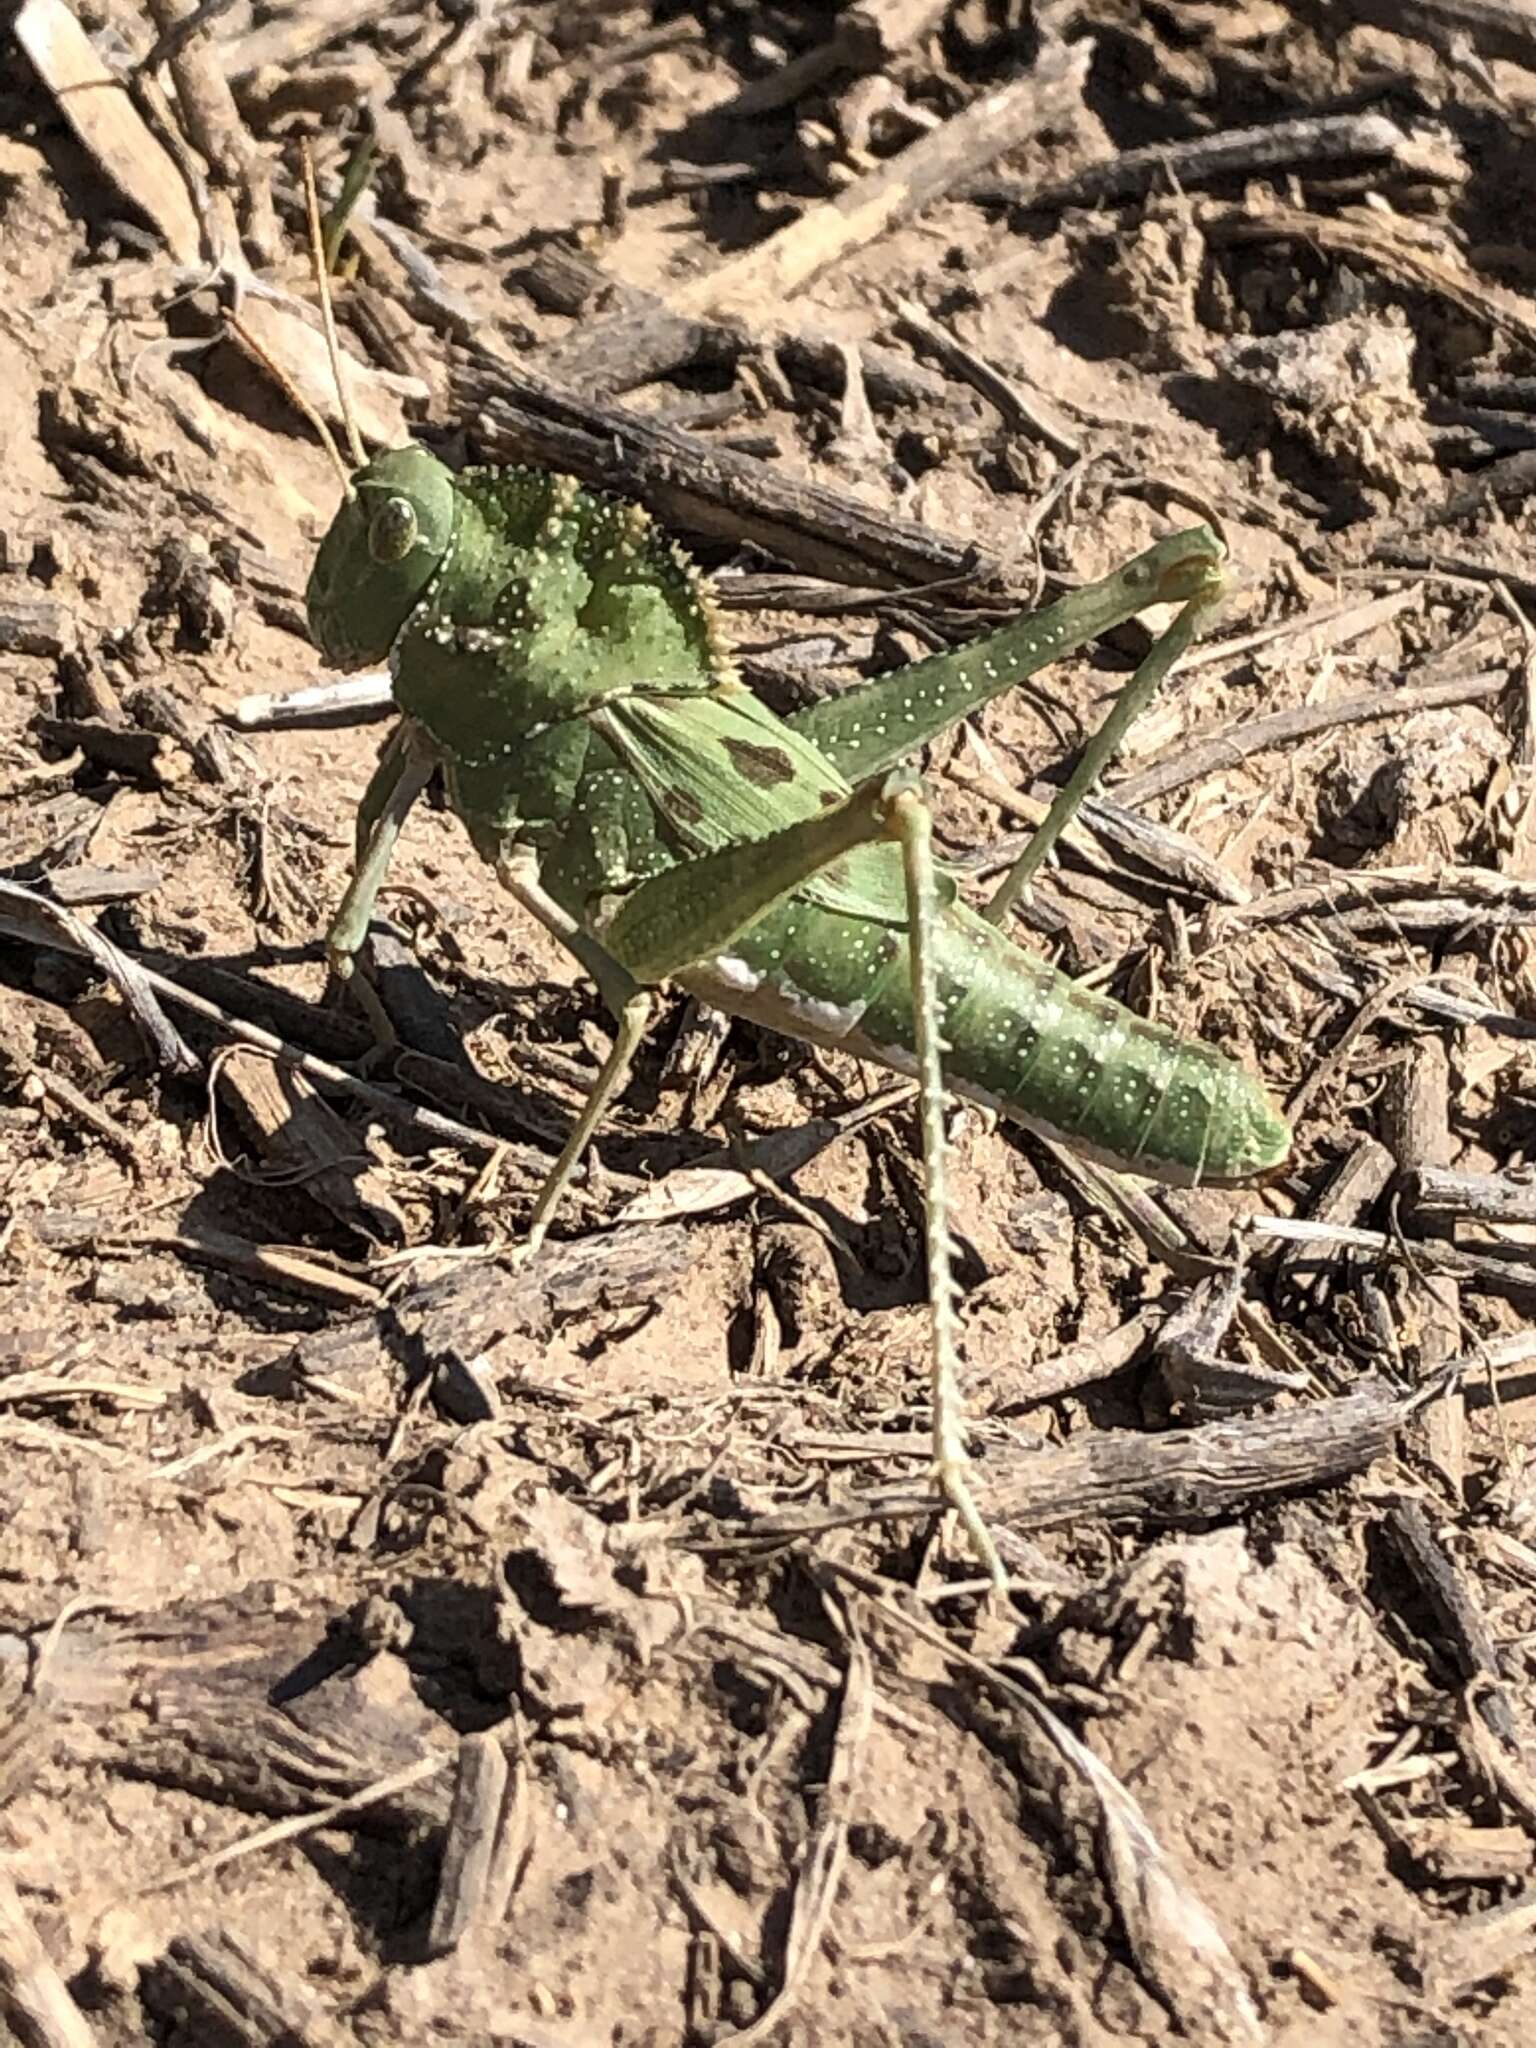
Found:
4,3 -> 1536,2045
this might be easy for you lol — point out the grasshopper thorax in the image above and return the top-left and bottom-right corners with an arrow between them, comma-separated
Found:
306,445 -> 459,671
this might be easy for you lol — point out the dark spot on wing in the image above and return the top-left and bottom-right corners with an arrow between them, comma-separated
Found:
722,737 -> 796,788
817,788 -> 841,809
664,783 -> 706,825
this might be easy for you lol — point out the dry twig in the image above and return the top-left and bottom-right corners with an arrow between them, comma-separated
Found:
673,38 -> 1092,321
0,1868 -> 99,2048
974,110 -> 1419,212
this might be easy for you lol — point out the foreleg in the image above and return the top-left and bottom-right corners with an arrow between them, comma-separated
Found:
327,720 -> 439,1044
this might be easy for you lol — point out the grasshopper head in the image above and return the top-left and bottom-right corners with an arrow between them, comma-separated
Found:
306,446 -> 458,670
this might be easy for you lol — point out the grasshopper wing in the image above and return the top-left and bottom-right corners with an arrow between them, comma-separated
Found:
593,688 -> 948,924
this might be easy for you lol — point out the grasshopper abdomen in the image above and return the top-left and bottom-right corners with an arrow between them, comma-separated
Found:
684,889 -> 1287,1187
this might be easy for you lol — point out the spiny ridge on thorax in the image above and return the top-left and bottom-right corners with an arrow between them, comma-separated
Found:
461,462 -> 738,688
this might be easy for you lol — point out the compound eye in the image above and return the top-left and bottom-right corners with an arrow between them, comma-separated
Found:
369,496 -> 419,564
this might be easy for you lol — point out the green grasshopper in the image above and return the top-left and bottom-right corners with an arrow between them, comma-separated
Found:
289,220 -> 1288,1580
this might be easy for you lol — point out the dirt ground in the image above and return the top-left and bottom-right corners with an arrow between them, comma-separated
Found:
4,1 -> 1536,2042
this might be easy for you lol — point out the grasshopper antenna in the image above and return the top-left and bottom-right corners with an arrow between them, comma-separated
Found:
221,144 -> 354,499
224,309 -> 355,500
302,142 -> 367,474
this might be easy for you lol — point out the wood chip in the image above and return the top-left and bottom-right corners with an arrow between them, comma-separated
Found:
427,1732 -> 514,1958
213,1047 -> 409,1247
0,1868 -> 98,2048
